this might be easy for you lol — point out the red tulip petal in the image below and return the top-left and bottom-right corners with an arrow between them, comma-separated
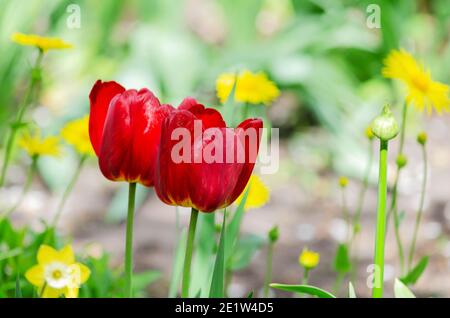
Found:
178,97 -> 226,129
99,88 -> 173,186
188,128 -> 244,212
155,110 -> 196,205
89,80 -> 125,156
229,118 -> 263,203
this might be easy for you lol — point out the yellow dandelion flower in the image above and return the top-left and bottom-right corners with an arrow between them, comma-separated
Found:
234,174 -> 270,211
382,49 -> 450,114
338,176 -> 348,188
11,32 -> 72,52
299,248 -> 320,270
18,130 -> 60,158
61,115 -> 95,156
216,70 -> 280,105
25,244 -> 90,298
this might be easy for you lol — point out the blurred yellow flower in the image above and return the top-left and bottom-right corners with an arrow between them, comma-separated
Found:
365,125 -> 374,140
299,248 -> 320,270
338,176 -> 348,188
11,32 -> 72,52
18,131 -> 60,158
61,115 -> 95,156
234,174 -> 270,210
25,244 -> 90,298
216,70 -> 280,104
382,49 -> 450,114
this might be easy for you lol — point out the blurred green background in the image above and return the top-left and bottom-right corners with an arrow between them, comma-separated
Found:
1,0 -> 450,297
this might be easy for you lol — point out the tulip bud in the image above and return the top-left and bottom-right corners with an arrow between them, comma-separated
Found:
370,105 -> 399,141
396,154 -> 408,169
268,225 -> 279,243
417,131 -> 427,145
338,176 -> 348,188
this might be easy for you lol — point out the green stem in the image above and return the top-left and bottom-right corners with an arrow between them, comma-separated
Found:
407,144 -> 427,270
0,51 -> 44,188
51,155 -> 86,227
386,102 -> 408,273
333,272 -> 345,296
1,156 -> 38,219
39,282 -> 47,298
125,182 -> 137,298
352,140 -> 374,238
263,241 -> 274,298
302,268 -> 309,285
372,140 -> 388,298
181,208 -> 199,298
340,187 -> 351,245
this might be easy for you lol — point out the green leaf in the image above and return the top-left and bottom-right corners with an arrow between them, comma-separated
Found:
333,244 -> 351,273
209,210 -> 227,298
228,234 -> 264,271
132,270 -> 161,294
225,187 -> 250,267
400,256 -> 428,286
15,275 -> 22,298
168,229 -> 187,297
247,290 -> 254,298
348,282 -> 356,298
270,284 -> 336,298
394,279 -> 416,298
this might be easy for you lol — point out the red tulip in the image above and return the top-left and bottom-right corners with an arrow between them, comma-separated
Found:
89,80 -> 174,186
155,98 -> 263,212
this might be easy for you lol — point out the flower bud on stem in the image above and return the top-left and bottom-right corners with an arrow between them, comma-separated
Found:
370,105 -> 398,298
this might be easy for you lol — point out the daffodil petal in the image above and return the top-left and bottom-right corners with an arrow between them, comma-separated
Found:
58,245 -> 75,264
64,287 -> 79,298
25,265 -> 44,287
37,245 -> 59,265
41,286 -> 63,298
76,263 -> 91,284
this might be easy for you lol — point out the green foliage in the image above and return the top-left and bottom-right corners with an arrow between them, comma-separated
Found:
333,244 -> 351,274
270,283 -> 336,298
0,218 -> 160,298
401,256 -> 429,286
209,211 -> 227,298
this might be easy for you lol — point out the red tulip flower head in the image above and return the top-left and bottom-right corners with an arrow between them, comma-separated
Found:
155,98 -> 263,212
89,80 -> 173,186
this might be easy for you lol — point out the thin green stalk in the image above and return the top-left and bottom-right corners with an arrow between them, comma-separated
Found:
333,272 -> 345,296
302,268 -> 309,285
51,155 -> 86,227
181,208 -> 199,298
263,241 -> 274,298
38,282 -> 47,298
1,156 -> 38,219
340,187 -> 351,245
407,144 -> 427,270
372,140 -> 388,298
124,182 -> 137,298
386,102 -> 408,273
0,51 -> 44,187
352,140 -> 374,238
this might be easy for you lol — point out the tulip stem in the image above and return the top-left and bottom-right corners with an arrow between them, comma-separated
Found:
51,155 -> 86,227
0,50 -> 43,188
372,140 -> 388,298
407,143 -> 427,270
125,182 -> 137,298
181,208 -> 199,298
263,240 -> 274,298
